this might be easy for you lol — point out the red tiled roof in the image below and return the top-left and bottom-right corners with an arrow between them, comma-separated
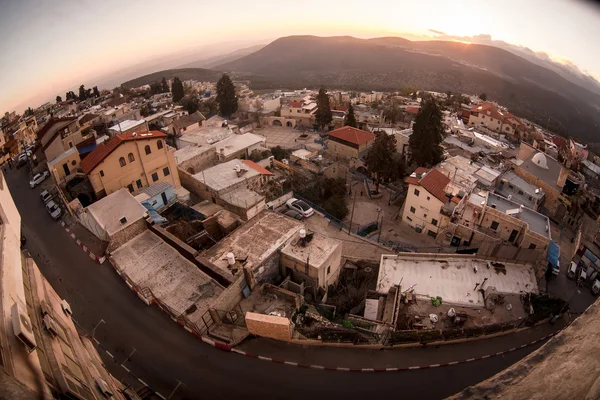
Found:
37,116 -> 77,141
81,130 -> 167,174
405,106 -> 420,115
288,101 -> 303,108
470,102 -> 506,121
328,126 -> 376,146
418,169 -> 451,202
242,160 -> 273,175
552,136 -> 567,148
332,106 -> 349,112
404,167 -> 430,185
451,196 -> 461,204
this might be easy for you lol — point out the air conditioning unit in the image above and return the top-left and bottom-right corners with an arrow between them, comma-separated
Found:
96,378 -> 114,398
40,299 -> 51,317
43,314 -> 59,337
11,302 -> 36,351
61,299 -> 72,316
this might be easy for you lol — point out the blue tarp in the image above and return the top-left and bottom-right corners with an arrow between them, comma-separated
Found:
547,240 -> 560,267
141,201 -> 167,224
77,144 -> 97,154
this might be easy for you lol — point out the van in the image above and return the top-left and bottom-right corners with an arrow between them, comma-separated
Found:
592,279 -> 600,296
567,261 -> 578,280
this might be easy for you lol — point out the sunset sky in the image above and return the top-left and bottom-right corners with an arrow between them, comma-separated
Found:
1,0 -> 599,114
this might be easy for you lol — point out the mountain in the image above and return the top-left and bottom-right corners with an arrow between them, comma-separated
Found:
217,35 -> 600,142
178,45 -> 266,69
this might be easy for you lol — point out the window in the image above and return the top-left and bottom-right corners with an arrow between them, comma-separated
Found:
508,184 -> 514,190
490,221 -> 500,231
100,170 -> 104,177
327,266 -> 331,275
163,167 -> 170,176
157,140 -> 163,150
136,179 -> 142,189
71,160 -> 76,166
528,243 -> 537,249
414,188 -> 420,196
410,206 -> 416,214
68,142 -> 73,148
151,172 -> 159,182
427,230 -> 437,237
431,218 -> 438,226
427,196 -> 430,201
128,153 -> 135,162
406,216 -> 412,222
145,145 -> 151,155
518,190 -> 524,195
119,157 -> 126,167
127,184 -> 134,192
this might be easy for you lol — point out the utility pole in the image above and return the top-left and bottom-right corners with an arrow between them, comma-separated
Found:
377,209 -> 384,243
348,189 -> 357,234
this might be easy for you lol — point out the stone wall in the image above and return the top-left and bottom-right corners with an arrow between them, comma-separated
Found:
107,218 -> 147,253
245,312 -> 291,341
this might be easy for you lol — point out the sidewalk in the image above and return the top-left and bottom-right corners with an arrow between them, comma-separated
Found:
61,215 -> 108,263
236,317 -> 567,369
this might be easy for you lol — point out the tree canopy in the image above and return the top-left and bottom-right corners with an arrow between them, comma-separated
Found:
93,86 -> 100,97
364,131 -> 398,192
65,91 -> 76,101
479,92 -> 487,101
315,87 -> 332,129
382,102 -> 404,124
171,77 -> 185,102
180,96 -> 200,114
408,97 -> 444,167
216,74 -> 238,118
344,104 -> 357,128
56,95 -> 62,103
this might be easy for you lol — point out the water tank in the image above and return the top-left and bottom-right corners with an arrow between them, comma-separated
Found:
299,229 -> 306,238
226,253 -> 235,266
235,165 -> 241,173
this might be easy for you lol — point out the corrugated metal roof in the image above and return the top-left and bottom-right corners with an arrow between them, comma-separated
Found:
139,182 -> 172,198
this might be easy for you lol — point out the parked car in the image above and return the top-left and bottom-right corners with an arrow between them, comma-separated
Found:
286,198 -> 314,218
592,279 -> 600,296
577,268 -> 587,287
45,200 -> 62,220
40,190 -> 52,203
15,156 -> 27,169
281,208 -> 304,220
29,171 -> 49,188
567,261 -> 578,280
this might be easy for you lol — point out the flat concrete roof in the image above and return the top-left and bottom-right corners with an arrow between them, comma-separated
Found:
496,170 -> 545,210
281,231 -> 341,269
112,230 -> 223,325
86,188 -> 147,236
487,193 -> 550,238
192,158 -> 260,192
203,210 -> 303,275
109,119 -> 146,132
174,144 -> 215,165
377,254 -> 538,307
214,133 -> 265,158
219,188 -> 264,208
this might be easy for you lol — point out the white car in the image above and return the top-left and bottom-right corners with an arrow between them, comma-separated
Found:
30,171 -> 49,188
45,200 -> 62,220
286,198 -> 314,218
40,190 -> 52,204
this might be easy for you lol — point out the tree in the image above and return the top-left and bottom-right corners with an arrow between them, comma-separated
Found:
180,96 -> 199,114
364,132 -> 398,192
216,74 -> 238,118
79,85 -> 88,101
24,107 -> 34,117
65,91 -> 76,101
161,77 -> 169,93
198,98 -> 219,116
408,97 -> 444,167
271,146 -> 290,161
315,87 -> 332,129
411,91 -> 418,100
344,104 -> 357,128
479,92 -> 487,101
56,95 -> 62,103
171,77 -> 185,102
140,103 -> 152,117
382,102 -> 403,124
93,86 -> 100,97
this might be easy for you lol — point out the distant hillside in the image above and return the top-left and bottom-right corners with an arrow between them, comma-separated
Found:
218,35 -> 600,142
121,68 -> 223,89
179,44 -> 266,69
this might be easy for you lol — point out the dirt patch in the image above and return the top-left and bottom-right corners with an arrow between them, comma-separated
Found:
491,262 -> 507,275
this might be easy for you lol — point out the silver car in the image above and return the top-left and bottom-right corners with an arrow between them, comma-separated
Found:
45,200 -> 62,220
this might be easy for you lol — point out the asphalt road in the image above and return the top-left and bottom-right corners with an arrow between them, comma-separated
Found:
5,167 -> 571,400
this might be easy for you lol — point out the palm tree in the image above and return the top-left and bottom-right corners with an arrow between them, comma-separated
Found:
382,102 -> 404,125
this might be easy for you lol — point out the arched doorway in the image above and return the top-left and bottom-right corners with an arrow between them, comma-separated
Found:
286,121 -> 293,127
272,119 -> 282,127
77,193 -> 91,207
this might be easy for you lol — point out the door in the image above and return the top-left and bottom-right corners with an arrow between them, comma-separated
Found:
508,229 -> 518,243
161,191 -> 168,206
62,163 -> 70,176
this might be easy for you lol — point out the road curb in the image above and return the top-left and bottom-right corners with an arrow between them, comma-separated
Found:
60,221 -> 106,264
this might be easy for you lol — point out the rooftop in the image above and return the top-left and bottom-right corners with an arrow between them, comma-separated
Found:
496,170 -> 545,208
377,254 -> 538,307
172,112 -> 205,130
519,151 -> 563,190
328,126 -> 376,146
487,192 -> 551,238
281,231 -> 342,269
108,119 -> 146,132
203,210 -> 303,276
85,188 -> 147,236
111,230 -> 223,326
242,159 -> 272,175
173,144 -> 215,165
137,181 -> 172,198
219,188 -> 264,208
47,147 -> 78,168
214,133 -> 266,158
192,158 -> 260,192
418,168 -> 451,202
81,130 -> 166,173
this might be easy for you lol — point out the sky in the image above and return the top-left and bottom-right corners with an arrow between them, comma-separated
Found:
1,0 -> 600,114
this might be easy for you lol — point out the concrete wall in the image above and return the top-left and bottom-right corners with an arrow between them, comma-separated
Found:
401,183 -> 445,236
49,151 -> 81,184
210,274 -> 248,324
479,206 -> 550,251
513,166 -> 564,214
44,136 -> 67,162
245,312 -> 291,341
107,218 -> 147,253
326,140 -> 359,159
176,148 -> 218,174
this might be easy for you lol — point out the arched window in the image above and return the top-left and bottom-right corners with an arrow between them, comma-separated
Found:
145,145 -> 151,155
128,153 -> 135,162
157,140 -> 163,150
119,157 -> 126,167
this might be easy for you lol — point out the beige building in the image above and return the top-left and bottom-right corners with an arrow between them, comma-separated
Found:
468,102 -> 529,138
326,126 -> 376,160
47,147 -> 83,184
0,172 -> 133,399
37,117 -> 86,162
108,119 -> 148,136
81,130 -> 180,198
280,101 -> 317,127
280,229 -> 343,290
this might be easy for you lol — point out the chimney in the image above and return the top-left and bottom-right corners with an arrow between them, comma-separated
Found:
227,252 -> 236,266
